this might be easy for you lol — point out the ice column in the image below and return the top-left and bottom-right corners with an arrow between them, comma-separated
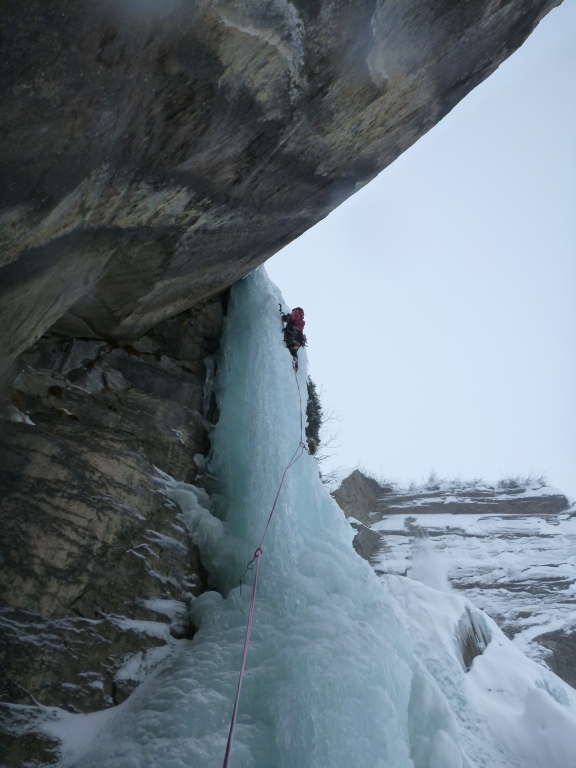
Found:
63,268 -> 463,768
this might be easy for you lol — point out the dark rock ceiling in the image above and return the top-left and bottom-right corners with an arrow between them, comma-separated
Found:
0,0 -> 562,374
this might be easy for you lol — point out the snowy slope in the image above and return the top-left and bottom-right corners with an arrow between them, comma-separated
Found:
371,511 -> 576,675
385,575 -> 576,768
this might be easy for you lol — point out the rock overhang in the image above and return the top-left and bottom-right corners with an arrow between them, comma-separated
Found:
0,0 -> 563,373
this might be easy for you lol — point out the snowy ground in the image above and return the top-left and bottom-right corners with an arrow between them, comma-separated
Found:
371,511 -> 576,670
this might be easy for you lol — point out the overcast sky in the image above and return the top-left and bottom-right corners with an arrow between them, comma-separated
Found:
267,0 -> 576,497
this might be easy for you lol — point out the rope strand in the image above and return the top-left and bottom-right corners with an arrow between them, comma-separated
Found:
222,365 -> 305,768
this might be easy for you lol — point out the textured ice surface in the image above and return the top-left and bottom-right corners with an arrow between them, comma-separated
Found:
47,269 -> 462,767
44,269 -> 576,767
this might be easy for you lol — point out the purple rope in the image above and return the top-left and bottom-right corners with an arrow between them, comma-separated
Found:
222,547 -> 262,768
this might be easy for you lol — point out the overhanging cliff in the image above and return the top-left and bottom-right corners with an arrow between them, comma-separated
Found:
0,0 -> 562,375
0,3 -> 569,761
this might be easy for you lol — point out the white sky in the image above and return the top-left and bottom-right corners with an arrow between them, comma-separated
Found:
267,0 -> 576,497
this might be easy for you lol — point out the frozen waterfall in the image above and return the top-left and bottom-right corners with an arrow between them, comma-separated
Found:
46,268 -> 576,768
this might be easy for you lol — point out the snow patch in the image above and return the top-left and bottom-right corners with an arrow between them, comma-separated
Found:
408,531 -> 452,592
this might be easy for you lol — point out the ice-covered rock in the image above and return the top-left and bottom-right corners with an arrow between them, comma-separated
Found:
31,269 -> 576,768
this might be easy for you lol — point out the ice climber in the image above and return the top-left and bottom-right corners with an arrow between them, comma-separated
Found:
280,306 -> 306,371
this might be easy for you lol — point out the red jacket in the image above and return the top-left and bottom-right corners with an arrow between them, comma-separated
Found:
284,307 -> 305,331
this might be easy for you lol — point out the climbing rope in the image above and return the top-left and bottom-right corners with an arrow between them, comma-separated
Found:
222,366 -> 306,768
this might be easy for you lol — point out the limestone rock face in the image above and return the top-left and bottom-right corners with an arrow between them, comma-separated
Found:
0,296 -> 223,764
537,629 -> 576,689
332,469 -> 382,525
373,481 -> 570,519
347,519 -> 382,561
333,471 -> 576,691
334,471 -> 570,525
0,0 -> 561,374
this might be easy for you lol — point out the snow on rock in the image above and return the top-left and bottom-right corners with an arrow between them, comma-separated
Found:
386,574 -> 576,768
372,511 -> 576,678
334,474 -> 572,522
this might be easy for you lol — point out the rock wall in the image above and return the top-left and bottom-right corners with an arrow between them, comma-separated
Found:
334,472 -> 570,525
537,629 -> 576,689
0,295 -> 224,764
334,471 -> 576,691
0,0 -> 562,376
331,469 -> 382,525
